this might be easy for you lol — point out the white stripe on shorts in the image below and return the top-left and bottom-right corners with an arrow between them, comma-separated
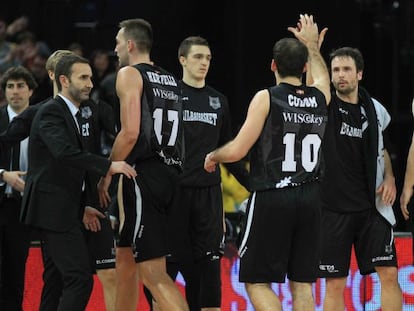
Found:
132,178 -> 143,245
238,191 -> 256,258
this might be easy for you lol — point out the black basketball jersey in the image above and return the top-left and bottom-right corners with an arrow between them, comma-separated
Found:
127,63 -> 184,170
249,83 -> 328,191
178,81 -> 233,187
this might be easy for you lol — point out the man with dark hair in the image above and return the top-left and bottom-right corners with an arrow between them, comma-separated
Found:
98,18 -> 189,311
158,35 -> 249,311
0,65 -> 37,311
0,49 -> 119,311
204,14 -> 331,310
20,53 -> 136,311
317,46 -> 402,311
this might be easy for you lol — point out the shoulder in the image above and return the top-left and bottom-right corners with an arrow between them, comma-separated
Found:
118,65 -> 140,78
250,89 -> 270,108
205,84 -> 229,106
371,97 -> 387,111
36,97 -> 65,117
371,97 -> 391,125
205,85 -> 225,98
117,66 -> 141,83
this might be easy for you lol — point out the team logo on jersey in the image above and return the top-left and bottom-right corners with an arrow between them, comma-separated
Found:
339,107 -> 348,115
209,96 -> 221,110
339,122 -> 362,138
80,106 -> 92,119
275,176 -> 292,188
296,89 -> 304,95
183,110 -> 218,125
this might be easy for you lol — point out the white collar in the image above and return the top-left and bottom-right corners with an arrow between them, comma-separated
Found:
58,94 -> 79,117
7,105 -> 19,121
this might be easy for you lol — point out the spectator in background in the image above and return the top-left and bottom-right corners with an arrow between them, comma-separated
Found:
89,49 -> 114,101
99,60 -> 119,131
220,163 -> 250,213
14,31 -> 50,69
5,16 -> 29,43
0,16 -> 19,74
27,53 -> 52,105
68,42 -> 84,57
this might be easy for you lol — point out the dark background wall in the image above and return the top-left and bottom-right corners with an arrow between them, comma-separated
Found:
3,0 -> 414,230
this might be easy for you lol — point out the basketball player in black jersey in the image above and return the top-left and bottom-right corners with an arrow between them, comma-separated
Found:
97,18 -> 189,311
145,36 -> 250,311
314,45 -> 402,310
204,14 -> 330,311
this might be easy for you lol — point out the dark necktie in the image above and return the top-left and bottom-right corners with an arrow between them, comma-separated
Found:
76,110 -> 86,192
75,111 -> 82,134
10,143 -> 22,198
11,143 -> 20,171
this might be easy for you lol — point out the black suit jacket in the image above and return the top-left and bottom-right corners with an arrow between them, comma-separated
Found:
0,98 -> 49,149
0,106 -> 14,204
20,96 -> 111,232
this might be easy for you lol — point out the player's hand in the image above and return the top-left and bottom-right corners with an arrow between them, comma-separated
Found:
287,13 -> 325,48
400,187 -> 413,220
376,175 -> 396,206
109,161 -> 137,178
204,152 -> 217,173
2,170 -> 26,192
98,174 -> 112,208
83,206 -> 105,232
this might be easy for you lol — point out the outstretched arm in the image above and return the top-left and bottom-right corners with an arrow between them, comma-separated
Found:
205,90 -> 269,172
288,14 -> 331,105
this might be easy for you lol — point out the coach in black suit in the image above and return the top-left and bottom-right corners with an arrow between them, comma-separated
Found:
0,66 -> 37,311
20,54 -> 136,311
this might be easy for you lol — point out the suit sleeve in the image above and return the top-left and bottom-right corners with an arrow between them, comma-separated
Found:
0,104 -> 39,146
38,103 -> 111,176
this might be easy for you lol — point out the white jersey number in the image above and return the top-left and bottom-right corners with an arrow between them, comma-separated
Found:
282,133 -> 321,172
153,108 -> 179,146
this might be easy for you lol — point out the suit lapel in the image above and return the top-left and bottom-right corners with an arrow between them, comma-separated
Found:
0,106 -> 9,132
54,96 -> 84,148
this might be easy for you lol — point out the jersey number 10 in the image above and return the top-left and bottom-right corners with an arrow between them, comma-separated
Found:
282,133 -> 321,172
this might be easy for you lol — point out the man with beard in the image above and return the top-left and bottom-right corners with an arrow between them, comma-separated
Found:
317,46 -> 402,310
20,54 -> 136,311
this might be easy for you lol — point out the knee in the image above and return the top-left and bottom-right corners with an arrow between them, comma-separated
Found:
326,277 -> 347,293
245,283 -> 270,296
97,268 -> 117,286
376,266 -> 399,285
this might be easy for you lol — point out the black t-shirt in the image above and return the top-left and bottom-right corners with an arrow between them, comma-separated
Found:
321,94 -> 371,212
